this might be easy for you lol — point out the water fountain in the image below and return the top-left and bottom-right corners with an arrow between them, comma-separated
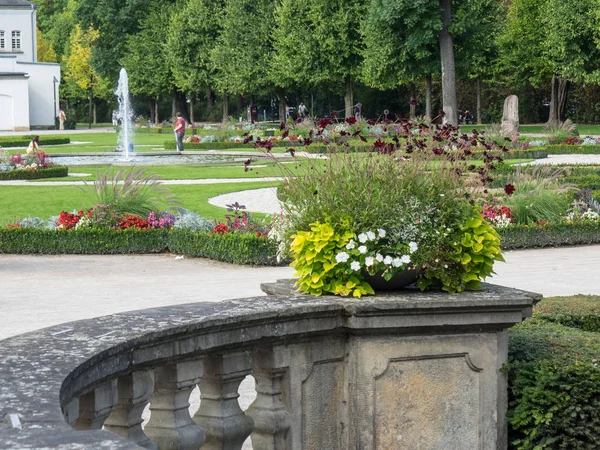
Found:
115,68 -> 134,160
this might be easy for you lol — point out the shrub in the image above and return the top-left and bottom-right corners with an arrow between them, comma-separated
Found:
531,295 -> 600,333
498,222 -> 600,249
0,137 -> 70,147
0,165 -> 68,180
508,317 -> 600,449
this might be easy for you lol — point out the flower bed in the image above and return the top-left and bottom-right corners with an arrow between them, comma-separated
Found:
0,151 -> 67,180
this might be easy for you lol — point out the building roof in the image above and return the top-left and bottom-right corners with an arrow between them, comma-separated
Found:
0,0 -> 36,8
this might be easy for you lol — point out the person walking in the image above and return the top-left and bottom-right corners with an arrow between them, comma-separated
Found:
58,109 -> 66,131
174,112 -> 186,152
112,110 -> 118,128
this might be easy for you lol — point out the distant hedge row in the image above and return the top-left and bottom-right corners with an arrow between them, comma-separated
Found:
0,137 -> 70,148
0,166 -> 68,180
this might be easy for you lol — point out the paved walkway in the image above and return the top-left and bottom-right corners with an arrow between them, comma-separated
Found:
1,245 -> 599,341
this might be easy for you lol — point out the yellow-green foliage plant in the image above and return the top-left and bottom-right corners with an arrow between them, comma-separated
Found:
290,221 -> 375,297
418,208 -> 505,293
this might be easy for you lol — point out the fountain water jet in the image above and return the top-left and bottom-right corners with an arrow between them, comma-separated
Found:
115,68 -> 134,160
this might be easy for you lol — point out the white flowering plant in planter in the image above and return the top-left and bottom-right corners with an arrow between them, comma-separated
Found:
261,117 -> 505,297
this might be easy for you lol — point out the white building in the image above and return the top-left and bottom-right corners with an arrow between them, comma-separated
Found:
0,0 -> 60,131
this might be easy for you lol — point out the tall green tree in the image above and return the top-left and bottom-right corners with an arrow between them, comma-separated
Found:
272,0 -> 364,119
361,0 -> 440,120
167,0 -> 223,120
122,6 -> 173,124
210,0 -> 274,120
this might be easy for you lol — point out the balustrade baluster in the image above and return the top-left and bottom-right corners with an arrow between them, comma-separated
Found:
246,348 -> 291,450
144,360 -> 205,450
194,352 -> 254,450
71,379 -> 118,430
103,370 -> 157,449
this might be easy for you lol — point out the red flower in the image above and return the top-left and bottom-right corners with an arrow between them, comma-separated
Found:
345,117 -> 357,125
56,211 -> 81,230
409,99 -> 418,106
211,223 -> 230,235
317,118 -> 333,128
118,214 -> 150,230
504,183 -> 516,196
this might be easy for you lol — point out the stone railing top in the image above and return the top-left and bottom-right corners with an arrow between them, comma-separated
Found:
0,283 -> 541,449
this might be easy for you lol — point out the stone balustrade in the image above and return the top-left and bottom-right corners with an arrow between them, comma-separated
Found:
0,282 -> 540,449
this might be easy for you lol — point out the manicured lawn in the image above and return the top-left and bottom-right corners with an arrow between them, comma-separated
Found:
459,124 -> 600,135
0,181 -> 280,225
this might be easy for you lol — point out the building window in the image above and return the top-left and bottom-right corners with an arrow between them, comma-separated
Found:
11,31 -> 21,50
0,31 -> 5,50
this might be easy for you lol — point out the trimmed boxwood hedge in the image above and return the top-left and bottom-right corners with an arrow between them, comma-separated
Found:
0,228 -> 281,266
0,165 -> 68,180
507,297 -> 600,449
0,137 -> 71,147
498,222 -> 600,249
540,144 -> 600,154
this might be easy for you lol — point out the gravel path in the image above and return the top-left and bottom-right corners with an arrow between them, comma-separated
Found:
524,154 -> 600,165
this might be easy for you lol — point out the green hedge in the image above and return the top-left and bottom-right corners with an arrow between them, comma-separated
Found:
168,228 -> 280,265
498,222 -> 600,249
532,295 -> 600,333
540,144 -> 600,154
0,228 -> 169,254
0,165 -> 68,180
508,316 -> 600,449
0,137 -> 71,147
0,228 -> 281,265
561,174 -> 600,190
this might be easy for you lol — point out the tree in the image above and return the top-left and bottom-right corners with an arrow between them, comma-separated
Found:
272,0 -> 364,119
210,0 -> 275,120
36,27 -> 57,62
63,25 -> 107,128
122,6 -> 173,124
167,0 -> 224,120
360,0 -> 440,120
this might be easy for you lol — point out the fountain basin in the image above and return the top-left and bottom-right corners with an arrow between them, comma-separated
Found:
48,153 -> 238,166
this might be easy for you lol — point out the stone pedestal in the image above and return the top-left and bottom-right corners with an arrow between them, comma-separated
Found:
501,95 -> 519,136
261,280 -> 541,450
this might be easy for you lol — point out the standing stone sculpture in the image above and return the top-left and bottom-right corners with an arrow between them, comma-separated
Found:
501,95 -> 519,136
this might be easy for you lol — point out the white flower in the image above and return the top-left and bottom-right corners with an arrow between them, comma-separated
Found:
444,264 -> 449,269
408,241 -> 418,253
375,253 -> 384,262
358,233 -> 368,243
350,261 -> 361,271
383,255 -> 393,265
377,228 -> 386,238
358,245 -> 367,254
401,255 -> 411,264
346,239 -> 356,250
365,256 -> 375,266
366,231 -> 376,241
335,252 -> 349,263
440,193 -> 445,197
391,257 -> 402,267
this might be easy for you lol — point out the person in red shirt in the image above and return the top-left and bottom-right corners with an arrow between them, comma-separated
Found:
174,112 -> 186,152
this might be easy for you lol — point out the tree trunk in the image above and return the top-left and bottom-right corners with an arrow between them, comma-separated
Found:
409,82 -> 417,120
476,76 -> 482,124
344,75 -> 354,119
222,93 -> 229,122
548,75 -> 558,125
206,88 -> 213,108
155,99 -> 159,125
88,84 -> 93,130
172,89 -> 190,122
277,88 -> 286,124
93,101 -> 97,124
557,78 -> 569,122
189,97 -> 195,124
439,0 -> 458,126
237,94 -> 244,116
149,99 -> 155,124
425,74 -> 432,121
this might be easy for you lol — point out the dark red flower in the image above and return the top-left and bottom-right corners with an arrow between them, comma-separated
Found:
317,118 -> 333,128
345,117 -> 356,125
409,99 -> 418,106
504,183 -> 516,196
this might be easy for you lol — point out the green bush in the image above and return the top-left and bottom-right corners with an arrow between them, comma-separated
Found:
54,117 -> 77,130
168,229 -> 280,265
508,318 -> 600,449
0,166 -> 68,180
532,295 -> 600,333
499,222 -> 600,249
0,137 -> 70,147
562,174 -> 600,190
540,144 -> 600,154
